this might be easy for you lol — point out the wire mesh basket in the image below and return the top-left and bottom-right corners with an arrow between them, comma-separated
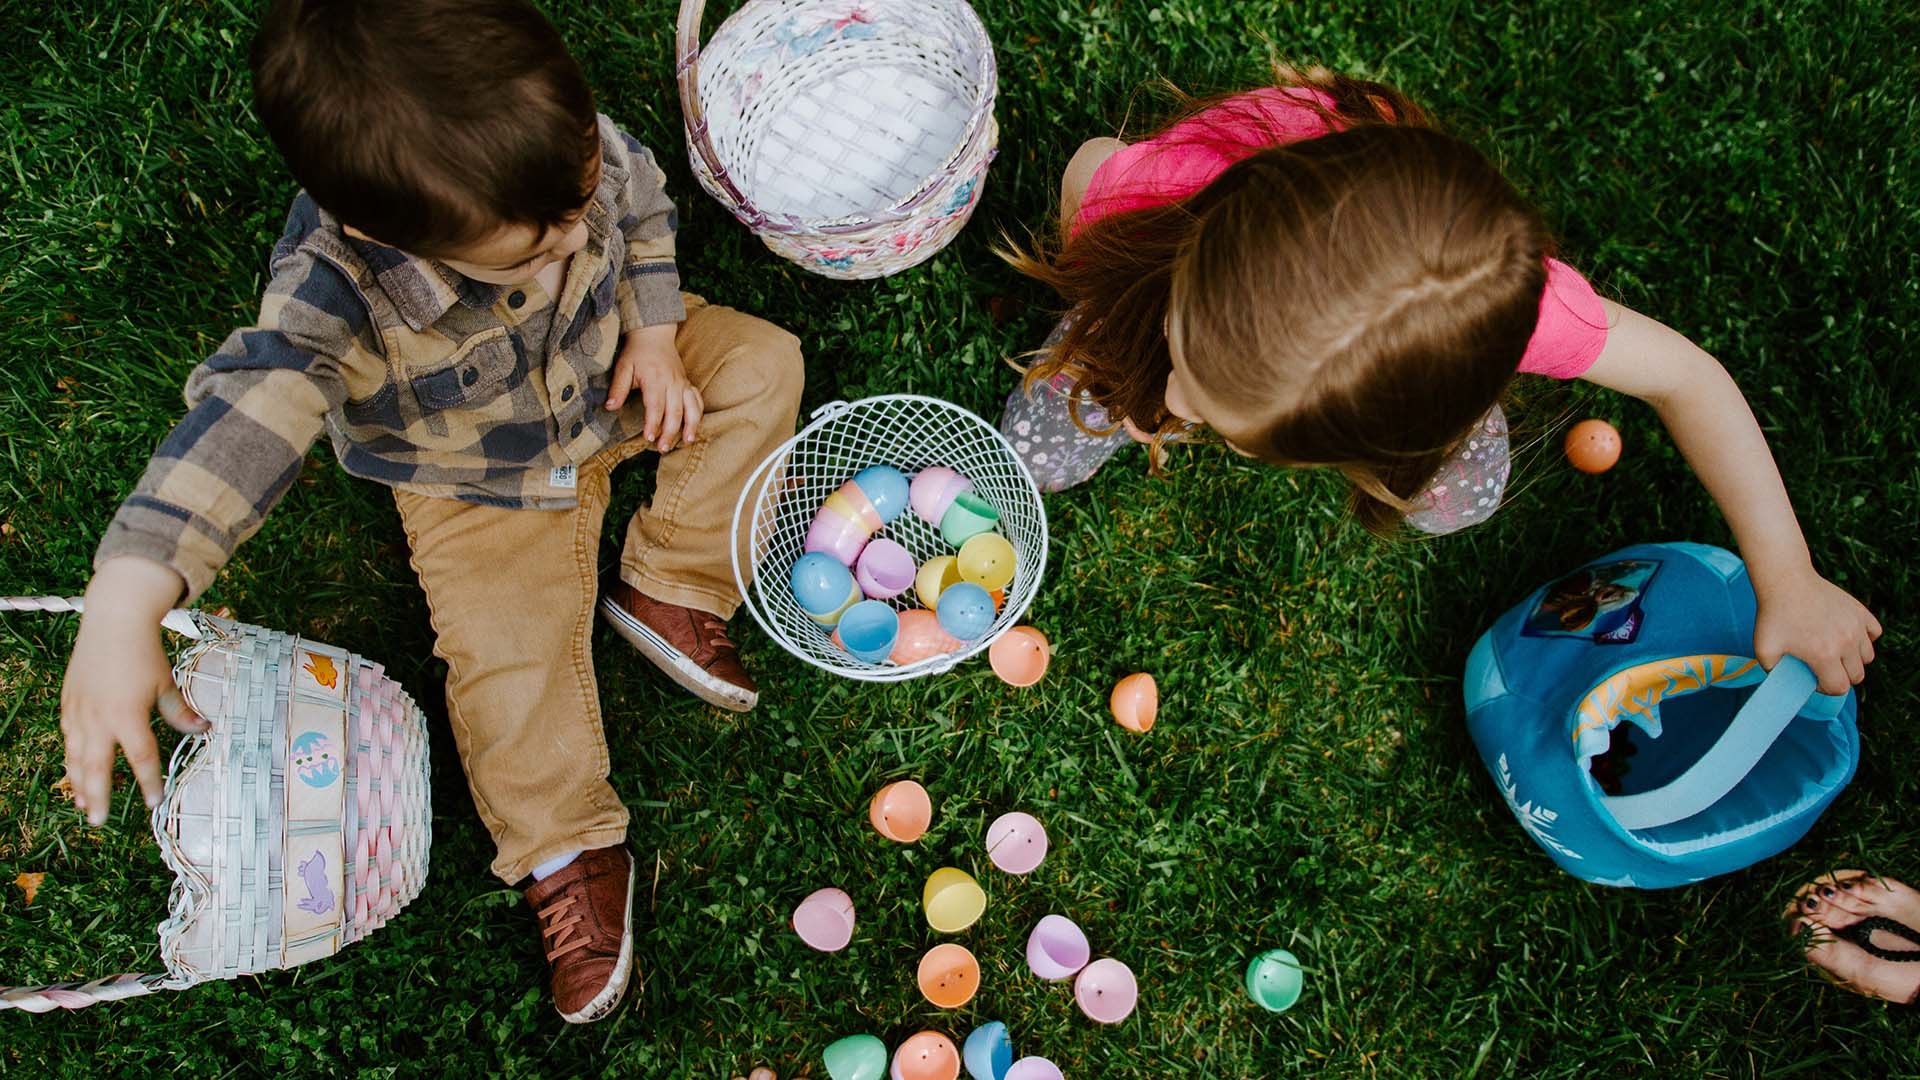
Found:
0,601 -> 431,1012
732,396 -> 1048,680
675,0 -> 998,279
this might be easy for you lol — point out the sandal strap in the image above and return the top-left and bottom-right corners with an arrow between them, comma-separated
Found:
1833,916 -> 1920,962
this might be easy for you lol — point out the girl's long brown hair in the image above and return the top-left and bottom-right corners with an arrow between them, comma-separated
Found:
1003,65 -> 1553,534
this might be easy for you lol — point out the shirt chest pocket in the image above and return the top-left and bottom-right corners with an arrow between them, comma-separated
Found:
407,328 -> 525,412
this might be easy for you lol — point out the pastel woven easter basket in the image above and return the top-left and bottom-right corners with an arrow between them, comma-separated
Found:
676,0 -> 998,278
0,598 -> 431,1011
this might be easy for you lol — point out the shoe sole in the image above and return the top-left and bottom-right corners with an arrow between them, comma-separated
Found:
559,855 -> 637,1025
599,598 -> 758,713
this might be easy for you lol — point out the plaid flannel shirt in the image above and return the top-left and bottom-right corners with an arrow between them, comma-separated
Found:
95,116 -> 685,601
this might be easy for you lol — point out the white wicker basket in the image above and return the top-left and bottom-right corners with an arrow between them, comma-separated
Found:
732,396 -> 1048,680
0,601 -> 431,1011
675,0 -> 998,279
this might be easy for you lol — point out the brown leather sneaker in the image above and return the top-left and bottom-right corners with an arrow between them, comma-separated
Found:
523,845 -> 636,1024
599,580 -> 758,712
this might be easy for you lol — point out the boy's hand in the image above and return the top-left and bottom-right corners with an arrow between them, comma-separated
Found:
606,323 -> 703,451
1753,565 -> 1882,695
60,557 -> 205,826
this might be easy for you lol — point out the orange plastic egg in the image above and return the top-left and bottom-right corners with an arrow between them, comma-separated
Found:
988,626 -> 1050,687
916,943 -> 981,1008
892,1032 -> 961,1080
869,780 -> 932,843
891,609 -> 964,666
1110,673 -> 1158,733
1565,419 -> 1622,474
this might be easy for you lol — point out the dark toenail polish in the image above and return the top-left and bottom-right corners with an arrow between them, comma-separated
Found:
1821,887 -> 1835,897
1805,897 -> 1819,910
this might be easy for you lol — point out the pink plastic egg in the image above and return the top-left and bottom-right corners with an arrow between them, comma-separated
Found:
910,467 -> 972,527
791,887 -> 855,952
1075,957 -> 1139,1023
856,539 -> 917,601
985,811 -> 1048,874
806,504 -> 871,567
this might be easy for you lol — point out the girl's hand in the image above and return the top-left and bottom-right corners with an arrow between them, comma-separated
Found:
60,557 -> 205,826
1752,566 -> 1882,694
607,323 -> 702,451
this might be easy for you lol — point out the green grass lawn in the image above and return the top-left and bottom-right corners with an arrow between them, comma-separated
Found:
3,0 -> 1917,1075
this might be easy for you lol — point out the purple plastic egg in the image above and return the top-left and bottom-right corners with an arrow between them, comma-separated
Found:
856,539 -> 917,601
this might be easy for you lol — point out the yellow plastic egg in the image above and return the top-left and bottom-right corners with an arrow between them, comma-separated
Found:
915,555 -> 963,611
922,867 -> 987,933
956,532 -> 1016,592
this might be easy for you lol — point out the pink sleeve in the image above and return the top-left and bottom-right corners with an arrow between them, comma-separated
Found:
1074,88 -> 1339,232
1518,258 -> 1610,379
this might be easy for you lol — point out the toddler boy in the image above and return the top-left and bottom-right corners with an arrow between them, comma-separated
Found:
57,0 -> 802,1023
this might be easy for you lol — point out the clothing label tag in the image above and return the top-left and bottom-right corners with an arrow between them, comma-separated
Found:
549,465 -> 577,490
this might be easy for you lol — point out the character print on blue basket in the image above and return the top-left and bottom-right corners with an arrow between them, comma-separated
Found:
295,851 -> 335,916
1522,559 -> 1660,643
291,730 -> 342,788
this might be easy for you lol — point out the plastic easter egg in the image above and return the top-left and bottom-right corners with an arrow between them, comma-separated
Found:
956,532 -> 1017,591
1074,957 -> 1139,1023
806,504 -> 871,567
1004,1060 -> 1064,1080
987,626 -> 1049,687
923,867 -> 987,933
791,553 -> 862,625
1565,418 -> 1622,474
828,483 -> 885,534
856,538 -> 917,601
917,943 -> 981,1008
961,1023 -> 1012,1080
1110,673 -> 1158,733
852,465 -> 911,524
935,583 -> 995,643
824,1034 -> 890,1080
891,609 -> 965,666
791,887 -> 856,952
1025,915 -> 1090,981
1245,948 -> 1304,1013
916,555 -> 963,611
892,1032 -> 961,1080
838,601 -> 900,664
984,812 -> 1049,875
869,780 -> 933,843
939,492 -> 1002,547
910,466 -> 972,526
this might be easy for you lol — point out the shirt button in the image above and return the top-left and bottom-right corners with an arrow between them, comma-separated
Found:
462,368 -> 478,387
508,290 -> 526,309
570,421 -> 584,439
560,385 -> 574,402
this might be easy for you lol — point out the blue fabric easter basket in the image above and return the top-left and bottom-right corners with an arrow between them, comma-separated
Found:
1463,542 -> 1859,889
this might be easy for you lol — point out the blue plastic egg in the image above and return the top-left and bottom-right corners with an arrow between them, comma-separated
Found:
791,552 -> 861,625
962,1021 -> 1013,1080
838,601 -> 901,664
936,582 -> 995,642
852,465 -> 911,525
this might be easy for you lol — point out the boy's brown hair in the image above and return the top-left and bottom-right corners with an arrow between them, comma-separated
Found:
1006,66 -> 1553,535
250,0 -> 601,258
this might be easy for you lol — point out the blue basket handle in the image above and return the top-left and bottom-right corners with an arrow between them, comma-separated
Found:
1601,655 -> 1838,831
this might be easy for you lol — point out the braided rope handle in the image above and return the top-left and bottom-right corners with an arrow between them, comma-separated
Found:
674,0 -> 758,223
0,974 -> 165,1013
0,596 -> 204,639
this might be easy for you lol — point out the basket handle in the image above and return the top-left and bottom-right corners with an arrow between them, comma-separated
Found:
674,0 -> 760,224
0,973 -> 166,1012
0,596 -> 204,639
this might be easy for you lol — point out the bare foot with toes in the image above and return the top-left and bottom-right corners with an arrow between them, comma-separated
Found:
1787,871 -> 1920,1006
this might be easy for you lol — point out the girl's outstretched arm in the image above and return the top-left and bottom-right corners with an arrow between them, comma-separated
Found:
1578,299 -> 1881,693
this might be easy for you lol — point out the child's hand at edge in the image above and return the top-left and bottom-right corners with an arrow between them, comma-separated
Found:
1753,564 -> 1882,695
60,556 -> 207,826
606,322 -> 703,452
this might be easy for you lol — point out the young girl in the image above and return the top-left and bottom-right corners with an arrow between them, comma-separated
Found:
1001,66 -> 1880,694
